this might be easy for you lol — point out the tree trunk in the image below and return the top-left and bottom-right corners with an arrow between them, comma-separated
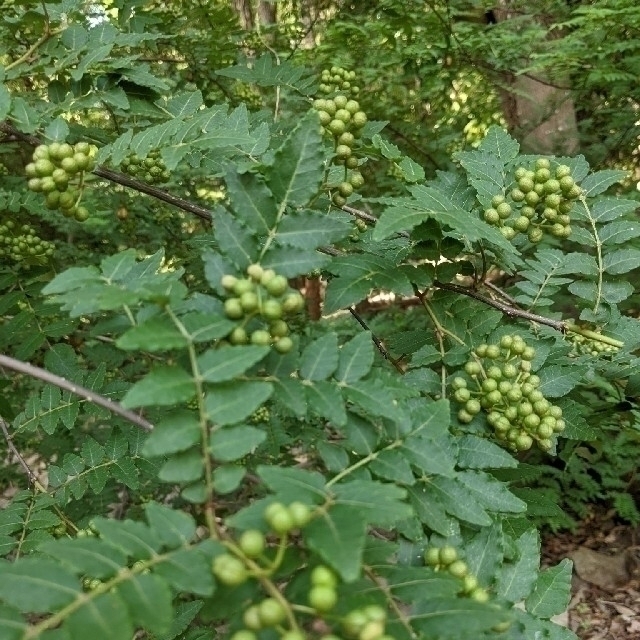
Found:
233,0 -> 276,31
493,4 -> 579,155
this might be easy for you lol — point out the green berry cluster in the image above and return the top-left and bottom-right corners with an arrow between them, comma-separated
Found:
233,81 -> 262,110
25,142 -> 97,222
424,545 -> 489,603
249,406 -> 271,424
312,95 -> 367,207
452,335 -> 565,452
483,158 -> 582,243
568,331 -> 619,357
0,162 -> 8,176
120,149 -> 170,185
341,605 -> 392,640
221,264 -> 304,354
0,218 -> 55,262
347,217 -> 368,242
318,66 -> 360,97
264,501 -> 312,534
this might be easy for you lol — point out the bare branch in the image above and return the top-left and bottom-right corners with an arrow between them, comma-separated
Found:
0,354 -> 154,431
433,281 -> 565,332
0,417 -> 44,489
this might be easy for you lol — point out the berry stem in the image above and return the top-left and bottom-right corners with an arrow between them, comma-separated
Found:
565,324 -> 624,349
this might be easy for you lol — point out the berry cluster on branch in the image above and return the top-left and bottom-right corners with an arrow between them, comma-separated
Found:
318,66 -> 360,97
0,218 -> 54,262
484,158 -> 582,243
424,545 -> 489,602
452,335 -> 565,452
25,142 -> 97,222
221,264 -> 305,354
119,149 -> 170,185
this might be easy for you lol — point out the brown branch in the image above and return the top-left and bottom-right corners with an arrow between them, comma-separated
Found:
0,354 -> 154,431
348,307 -> 406,374
0,121 -> 214,223
93,167 -> 213,222
433,281 -> 565,332
0,417 -> 43,488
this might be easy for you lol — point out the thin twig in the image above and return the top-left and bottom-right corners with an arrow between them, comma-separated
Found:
484,280 -> 519,306
433,281 -> 565,332
348,307 -> 405,374
0,417 -> 45,489
0,121 -> 214,223
0,354 -> 154,431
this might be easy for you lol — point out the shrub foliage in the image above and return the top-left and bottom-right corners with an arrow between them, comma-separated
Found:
0,3 -> 639,640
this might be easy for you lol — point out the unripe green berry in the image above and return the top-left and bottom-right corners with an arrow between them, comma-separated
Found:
229,327 -> 249,345
425,546 -> 441,567
250,330 -> 271,346
309,585 -> 337,612
501,226 -> 516,240
274,336 -> 293,354
312,565 -> 338,588
462,574 -> 478,593
439,546 -> 458,565
233,279 -> 255,296
288,501 -> 312,527
246,263 -> 264,281
261,299 -> 283,320
470,587 -> 489,602
282,292 -> 304,314
352,111 -> 367,127
221,274 -> 238,291
484,209 -> 500,224
448,560 -> 468,577
464,361 -> 481,376
496,203 -> 512,219
465,399 -> 481,415
239,529 -> 265,557
240,291 -> 259,312
487,365 -> 502,380
516,434 -> 533,451
485,345 -> 500,359
335,144 -> 352,158
328,119 -> 346,135
258,598 -> 286,626
264,502 -> 294,534
224,298 -> 244,319
452,377 -> 467,390
481,378 -> 498,393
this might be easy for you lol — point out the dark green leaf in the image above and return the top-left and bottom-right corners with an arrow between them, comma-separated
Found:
225,170 -> 277,236
145,502 -> 196,548
0,559 -> 80,612
210,425 -> 266,461
304,504 -> 367,582
116,317 -> 188,351
496,529 -> 540,603
65,591 -> 133,640
117,573 -> 173,635
267,112 -> 325,208
204,381 -> 274,425
38,539 -> 126,579
141,412 -> 201,457
275,209 -> 351,248
525,559 -> 573,619
336,332 -> 374,383
197,345 -> 269,382
121,366 -> 194,408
